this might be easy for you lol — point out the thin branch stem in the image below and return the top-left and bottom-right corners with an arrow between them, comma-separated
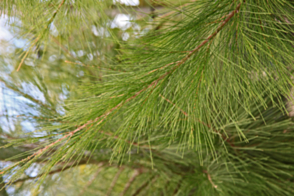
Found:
106,167 -> 124,196
159,94 -> 188,116
203,170 -> 218,189
50,35 -> 74,58
16,36 -> 40,71
78,163 -> 104,196
132,175 -> 157,196
16,0 -> 66,71
119,169 -> 142,196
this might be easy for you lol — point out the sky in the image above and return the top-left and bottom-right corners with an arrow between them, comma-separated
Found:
115,0 -> 139,6
0,0 -> 137,134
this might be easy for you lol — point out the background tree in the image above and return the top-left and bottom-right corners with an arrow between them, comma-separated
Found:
1,0 -> 294,195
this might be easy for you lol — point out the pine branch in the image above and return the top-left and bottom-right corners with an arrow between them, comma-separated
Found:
1,1 -> 243,173
2,0 -> 294,195
0,128 -> 153,176
90,0 -> 241,134
16,0 -> 66,71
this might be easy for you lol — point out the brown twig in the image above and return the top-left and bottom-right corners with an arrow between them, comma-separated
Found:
16,36 -> 40,71
106,167 -> 124,196
159,94 -> 188,116
203,170 -> 217,189
50,35 -> 74,58
132,175 -> 157,196
172,178 -> 183,196
16,0 -> 66,71
78,163 -> 104,196
150,2 -> 242,76
148,61 -> 179,74
183,2 -> 242,59
119,169 -> 142,196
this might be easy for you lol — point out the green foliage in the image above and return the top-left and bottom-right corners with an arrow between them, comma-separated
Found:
1,0 -> 294,195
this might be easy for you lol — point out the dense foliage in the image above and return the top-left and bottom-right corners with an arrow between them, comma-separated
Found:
1,0 -> 294,195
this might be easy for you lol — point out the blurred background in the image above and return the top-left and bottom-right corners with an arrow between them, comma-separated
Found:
0,0 -> 179,195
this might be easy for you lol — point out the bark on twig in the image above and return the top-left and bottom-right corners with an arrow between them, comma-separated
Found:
78,163 -> 104,196
203,170 -> 217,189
119,169 -> 142,196
106,167 -> 124,196
132,175 -> 157,196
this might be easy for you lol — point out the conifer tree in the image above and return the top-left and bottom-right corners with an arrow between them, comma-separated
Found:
1,0 -> 294,195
